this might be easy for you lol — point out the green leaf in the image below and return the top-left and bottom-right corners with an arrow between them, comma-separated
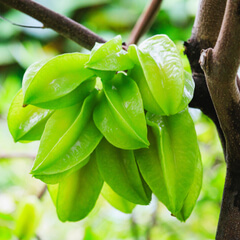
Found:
93,73 -> 149,149
8,90 -> 53,142
135,109 -> 201,214
128,35 -> 185,115
96,138 -> 151,205
175,151 -> 202,221
56,152 -> 103,222
32,78 -> 96,109
85,35 -> 134,71
101,183 -> 136,213
34,156 -> 90,184
14,196 -> 41,240
31,90 -> 102,175
22,53 -> 95,106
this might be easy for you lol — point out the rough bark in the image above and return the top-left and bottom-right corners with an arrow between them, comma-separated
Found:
185,0 -> 227,152
200,0 -> 240,238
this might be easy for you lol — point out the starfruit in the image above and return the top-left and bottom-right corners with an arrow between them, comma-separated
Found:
8,90 -> 53,142
31,90 -> 102,178
22,53 -> 95,108
101,183 -> 136,214
85,35 -> 134,71
96,138 -> 151,205
128,35 -> 192,116
93,73 -> 149,149
51,152 -> 103,222
135,109 -> 201,217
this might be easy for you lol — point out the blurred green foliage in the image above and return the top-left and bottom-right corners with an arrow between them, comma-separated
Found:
0,0 -> 225,239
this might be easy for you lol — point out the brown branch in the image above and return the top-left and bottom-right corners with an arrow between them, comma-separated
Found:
0,0 -> 106,50
128,0 -> 163,45
191,0 -> 227,48
0,153 -> 35,160
184,0 -> 227,152
199,0 -> 240,238
37,185 -> 47,200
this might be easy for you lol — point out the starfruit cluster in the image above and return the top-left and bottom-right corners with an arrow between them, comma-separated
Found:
8,35 -> 202,222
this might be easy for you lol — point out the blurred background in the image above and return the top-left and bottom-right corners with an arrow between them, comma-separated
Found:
0,0 -> 225,239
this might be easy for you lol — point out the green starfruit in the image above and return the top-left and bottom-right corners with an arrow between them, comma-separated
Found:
85,35 -> 134,71
34,157 -> 90,184
8,90 -> 53,142
56,152 -> 103,222
175,151 -> 202,221
31,90 -> 102,176
101,183 -> 136,214
96,138 -> 151,205
22,53 -> 95,108
93,73 -> 149,149
128,35 -> 187,115
135,109 -> 201,216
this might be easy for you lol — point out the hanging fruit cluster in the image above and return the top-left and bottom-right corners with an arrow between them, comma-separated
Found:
8,35 -> 202,222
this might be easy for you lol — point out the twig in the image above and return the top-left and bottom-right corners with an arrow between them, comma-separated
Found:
0,0 -> 106,50
37,185 -> 47,200
0,15 -> 43,28
128,0 -> 163,45
0,153 -> 35,160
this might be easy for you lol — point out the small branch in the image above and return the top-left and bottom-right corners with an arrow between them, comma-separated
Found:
128,0 -> 163,45
0,0 -> 106,50
0,153 -> 35,160
37,185 -> 47,200
0,15 -> 43,28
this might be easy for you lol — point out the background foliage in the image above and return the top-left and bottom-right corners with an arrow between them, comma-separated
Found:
0,0 -> 225,239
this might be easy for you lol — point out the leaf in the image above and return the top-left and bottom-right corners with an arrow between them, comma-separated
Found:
32,78 -> 96,109
85,35 -> 134,71
96,138 -> 151,205
22,53 -> 95,106
101,183 -> 136,214
31,90 -> 102,175
128,35 -> 185,115
14,196 -> 41,240
8,90 -> 53,142
56,152 -> 103,222
93,73 -> 149,149
34,156 -> 90,184
135,109 -> 201,214
175,151 -> 202,221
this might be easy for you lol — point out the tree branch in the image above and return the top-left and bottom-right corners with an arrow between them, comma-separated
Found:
0,0 -> 106,50
184,0 -> 227,152
128,0 -> 163,45
199,0 -> 240,238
